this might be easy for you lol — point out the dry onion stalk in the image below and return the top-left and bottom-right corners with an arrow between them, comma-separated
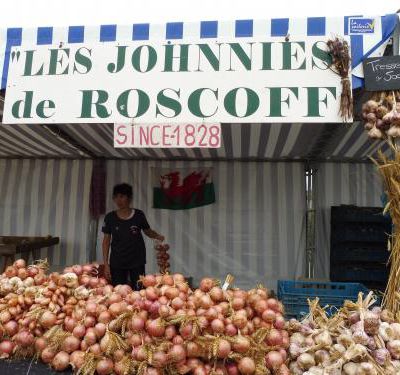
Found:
326,37 -> 353,122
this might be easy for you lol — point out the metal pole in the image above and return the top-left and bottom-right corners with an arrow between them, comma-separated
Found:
305,164 -> 317,279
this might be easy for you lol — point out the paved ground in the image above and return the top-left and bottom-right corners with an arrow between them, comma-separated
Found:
0,359 -> 72,374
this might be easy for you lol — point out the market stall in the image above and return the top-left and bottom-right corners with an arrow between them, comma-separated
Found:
0,11 -> 399,374
0,13 -> 398,288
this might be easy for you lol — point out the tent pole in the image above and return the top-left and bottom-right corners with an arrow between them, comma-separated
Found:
305,164 -> 317,279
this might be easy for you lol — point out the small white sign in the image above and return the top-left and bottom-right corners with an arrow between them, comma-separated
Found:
114,123 -> 221,148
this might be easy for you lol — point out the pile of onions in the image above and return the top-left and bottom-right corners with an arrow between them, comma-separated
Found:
155,242 -> 170,274
287,292 -> 400,375
0,259 -> 290,374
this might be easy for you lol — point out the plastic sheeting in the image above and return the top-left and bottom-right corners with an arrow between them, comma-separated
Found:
0,159 -> 93,269
96,160 -> 306,290
315,162 -> 383,279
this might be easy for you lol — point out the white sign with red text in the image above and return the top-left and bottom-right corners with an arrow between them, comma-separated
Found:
114,123 -> 221,148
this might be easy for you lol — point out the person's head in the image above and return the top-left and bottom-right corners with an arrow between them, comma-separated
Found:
113,183 -> 133,209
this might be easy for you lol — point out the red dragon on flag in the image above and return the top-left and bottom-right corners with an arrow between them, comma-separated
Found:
153,168 -> 215,210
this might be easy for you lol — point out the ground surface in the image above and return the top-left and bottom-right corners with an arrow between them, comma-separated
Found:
0,359 -> 72,374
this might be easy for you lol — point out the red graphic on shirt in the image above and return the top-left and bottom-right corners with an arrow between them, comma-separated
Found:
159,170 -> 209,205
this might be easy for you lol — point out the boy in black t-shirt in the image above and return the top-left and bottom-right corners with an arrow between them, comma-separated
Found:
102,183 -> 164,289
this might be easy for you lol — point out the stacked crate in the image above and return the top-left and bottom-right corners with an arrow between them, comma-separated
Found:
330,205 -> 391,291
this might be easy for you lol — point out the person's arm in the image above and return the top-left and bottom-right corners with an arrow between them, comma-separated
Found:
141,212 -> 165,242
102,234 -> 112,281
143,228 -> 165,242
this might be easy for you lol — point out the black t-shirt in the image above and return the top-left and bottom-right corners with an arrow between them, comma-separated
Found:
102,209 -> 150,269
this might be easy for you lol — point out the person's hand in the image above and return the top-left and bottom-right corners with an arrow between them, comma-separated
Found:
104,263 -> 111,282
157,234 -> 165,242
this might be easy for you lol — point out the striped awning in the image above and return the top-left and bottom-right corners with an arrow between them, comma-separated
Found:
0,14 -> 398,90
0,122 -> 391,161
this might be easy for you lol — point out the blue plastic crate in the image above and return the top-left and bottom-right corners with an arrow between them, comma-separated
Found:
277,280 -> 371,320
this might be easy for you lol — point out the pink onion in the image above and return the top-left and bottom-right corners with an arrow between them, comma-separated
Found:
131,316 -> 145,332
84,315 -> 96,328
4,320 -> 18,336
200,278 -> 215,292
62,336 -> 81,353
70,350 -> 85,369
15,330 -> 34,347
233,336 -> 251,354
210,287 -> 224,302
238,357 -> 256,374
187,342 -> 202,358
85,302 -> 98,316
169,344 -> 186,362
82,264 -> 94,274
73,325 -> 86,339
0,340 -> 14,357
267,298 -> 280,312
146,319 -> 165,337
265,351 -> 284,370
52,351 -> 70,371
146,287 -> 159,301
211,319 -> 225,334
64,317 -> 76,332
152,351 -> 168,368
98,311 -> 112,324
274,315 -> 285,330
266,329 -> 283,346
40,311 -> 57,328
96,358 -> 114,375
84,330 -> 97,346
35,337 -> 48,352
95,323 -> 107,338
72,264 -> 83,276
41,347 -> 56,363
14,259 -> 26,269
165,325 -> 177,340
225,324 -> 238,336
129,334 -> 143,347
27,265 -> 39,277
226,363 -> 240,375
90,344 -> 102,355
217,339 -> 231,358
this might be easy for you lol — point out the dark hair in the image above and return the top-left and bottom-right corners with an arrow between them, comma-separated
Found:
113,183 -> 133,200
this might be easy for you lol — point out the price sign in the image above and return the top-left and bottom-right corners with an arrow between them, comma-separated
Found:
363,56 -> 400,91
114,123 -> 221,148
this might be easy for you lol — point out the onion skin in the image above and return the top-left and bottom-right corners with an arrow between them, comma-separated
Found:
4,320 -> 18,336
265,351 -> 284,370
35,337 -> 48,352
0,340 -> 14,357
40,311 -> 57,329
62,336 -> 81,353
52,351 -> 70,371
238,357 -> 256,374
70,350 -> 85,370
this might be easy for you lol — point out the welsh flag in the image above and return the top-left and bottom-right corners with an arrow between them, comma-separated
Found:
153,168 -> 216,210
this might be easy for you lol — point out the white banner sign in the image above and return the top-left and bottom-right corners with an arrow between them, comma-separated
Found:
114,123 -> 221,148
3,36 -> 350,124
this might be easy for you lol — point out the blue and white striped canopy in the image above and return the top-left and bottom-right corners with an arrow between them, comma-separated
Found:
0,14 -> 398,90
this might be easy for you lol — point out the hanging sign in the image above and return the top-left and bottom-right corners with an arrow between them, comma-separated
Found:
3,36 -> 350,124
363,56 -> 400,91
114,123 -> 221,148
